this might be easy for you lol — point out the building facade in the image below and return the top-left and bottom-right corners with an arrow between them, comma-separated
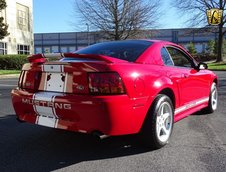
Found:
0,0 -> 33,55
34,28 -> 221,54
34,31 -> 103,54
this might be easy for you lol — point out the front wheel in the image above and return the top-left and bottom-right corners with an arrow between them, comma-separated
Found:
141,94 -> 174,149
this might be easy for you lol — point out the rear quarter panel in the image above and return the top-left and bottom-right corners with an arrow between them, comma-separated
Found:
106,62 -> 180,130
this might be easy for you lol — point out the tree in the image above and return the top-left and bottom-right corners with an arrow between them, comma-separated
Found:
74,0 -> 161,40
0,0 -> 9,40
223,39 -> 226,54
206,40 -> 215,54
187,42 -> 197,55
214,38 -> 226,55
172,0 -> 226,62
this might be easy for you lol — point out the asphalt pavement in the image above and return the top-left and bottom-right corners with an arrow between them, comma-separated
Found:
0,71 -> 226,172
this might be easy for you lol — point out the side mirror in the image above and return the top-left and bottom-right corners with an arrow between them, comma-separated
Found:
197,62 -> 208,70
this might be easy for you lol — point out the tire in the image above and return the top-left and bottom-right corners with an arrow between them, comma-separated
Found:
204,82 -> 218,113
141,94 -> 174,149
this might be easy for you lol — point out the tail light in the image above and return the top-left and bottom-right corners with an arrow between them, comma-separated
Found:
21,71 -> 41,90
88,72 -> 126,95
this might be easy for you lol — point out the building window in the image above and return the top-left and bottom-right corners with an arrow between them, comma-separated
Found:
69,46 -> 76,52
52,46 -> 59,53
17,3 -> 29,31
60,46 -> 68,53
17,44 -> 30,54
18,10 -> 26,26
35,47 -> 42,54
0,42 -> 7,55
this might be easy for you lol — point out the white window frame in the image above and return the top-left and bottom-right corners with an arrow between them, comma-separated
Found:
17,44 -> 30,54
0,42 -> 7,55
17,3 -> 29,31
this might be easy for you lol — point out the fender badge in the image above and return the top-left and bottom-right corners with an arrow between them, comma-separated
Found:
76,85 -> 84,90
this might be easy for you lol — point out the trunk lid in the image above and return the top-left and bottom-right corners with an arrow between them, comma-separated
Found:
19,53 -> 127,95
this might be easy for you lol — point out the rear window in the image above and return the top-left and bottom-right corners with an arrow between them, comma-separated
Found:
76,40 -> 153,62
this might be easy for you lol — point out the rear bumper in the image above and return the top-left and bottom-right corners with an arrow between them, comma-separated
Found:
11,89 -> 148,136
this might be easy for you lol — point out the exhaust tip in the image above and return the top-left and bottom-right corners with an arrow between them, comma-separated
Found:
16,117 -> 25,123
92,131 -> 109,140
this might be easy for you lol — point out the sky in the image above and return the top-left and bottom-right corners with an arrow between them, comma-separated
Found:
33,0 -> 189,33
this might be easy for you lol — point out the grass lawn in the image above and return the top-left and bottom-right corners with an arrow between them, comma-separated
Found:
0,70 -> 20,75
208,62 -> 226,71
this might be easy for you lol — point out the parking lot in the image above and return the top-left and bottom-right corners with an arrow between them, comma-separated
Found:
0,71 -> 226,172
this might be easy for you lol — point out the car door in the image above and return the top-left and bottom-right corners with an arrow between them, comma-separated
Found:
161,46 -> 210,107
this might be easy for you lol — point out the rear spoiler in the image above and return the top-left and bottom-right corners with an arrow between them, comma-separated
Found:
28,53 -> 126,63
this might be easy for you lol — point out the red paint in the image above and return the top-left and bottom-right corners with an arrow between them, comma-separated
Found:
11,40 -> 217,136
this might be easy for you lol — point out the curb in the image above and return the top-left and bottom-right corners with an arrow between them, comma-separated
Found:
0,74 -> 20,79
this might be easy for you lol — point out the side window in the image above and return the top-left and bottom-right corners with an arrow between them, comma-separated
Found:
161,48 -> 174,66
166,47 -> 192,68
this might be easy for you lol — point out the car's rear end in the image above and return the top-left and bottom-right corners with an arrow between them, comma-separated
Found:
11,53 -> 145,136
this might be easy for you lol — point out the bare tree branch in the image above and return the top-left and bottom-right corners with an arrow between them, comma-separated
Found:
74,0 -> 161,40
172,0 -> 225,62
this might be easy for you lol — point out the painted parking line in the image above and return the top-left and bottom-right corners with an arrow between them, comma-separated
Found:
0,79 -> 18,81
0,84 -> 17,87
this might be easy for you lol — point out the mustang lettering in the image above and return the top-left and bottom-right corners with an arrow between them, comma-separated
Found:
22,98 -> 72,110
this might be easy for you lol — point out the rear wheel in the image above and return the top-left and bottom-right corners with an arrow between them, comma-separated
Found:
141,94 -> 174,149
204,82 -> 218,113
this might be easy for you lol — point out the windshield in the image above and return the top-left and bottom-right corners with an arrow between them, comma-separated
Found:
76,40 -> 153,62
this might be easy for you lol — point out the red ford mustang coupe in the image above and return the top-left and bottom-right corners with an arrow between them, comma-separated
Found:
11,40 -> 218,148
